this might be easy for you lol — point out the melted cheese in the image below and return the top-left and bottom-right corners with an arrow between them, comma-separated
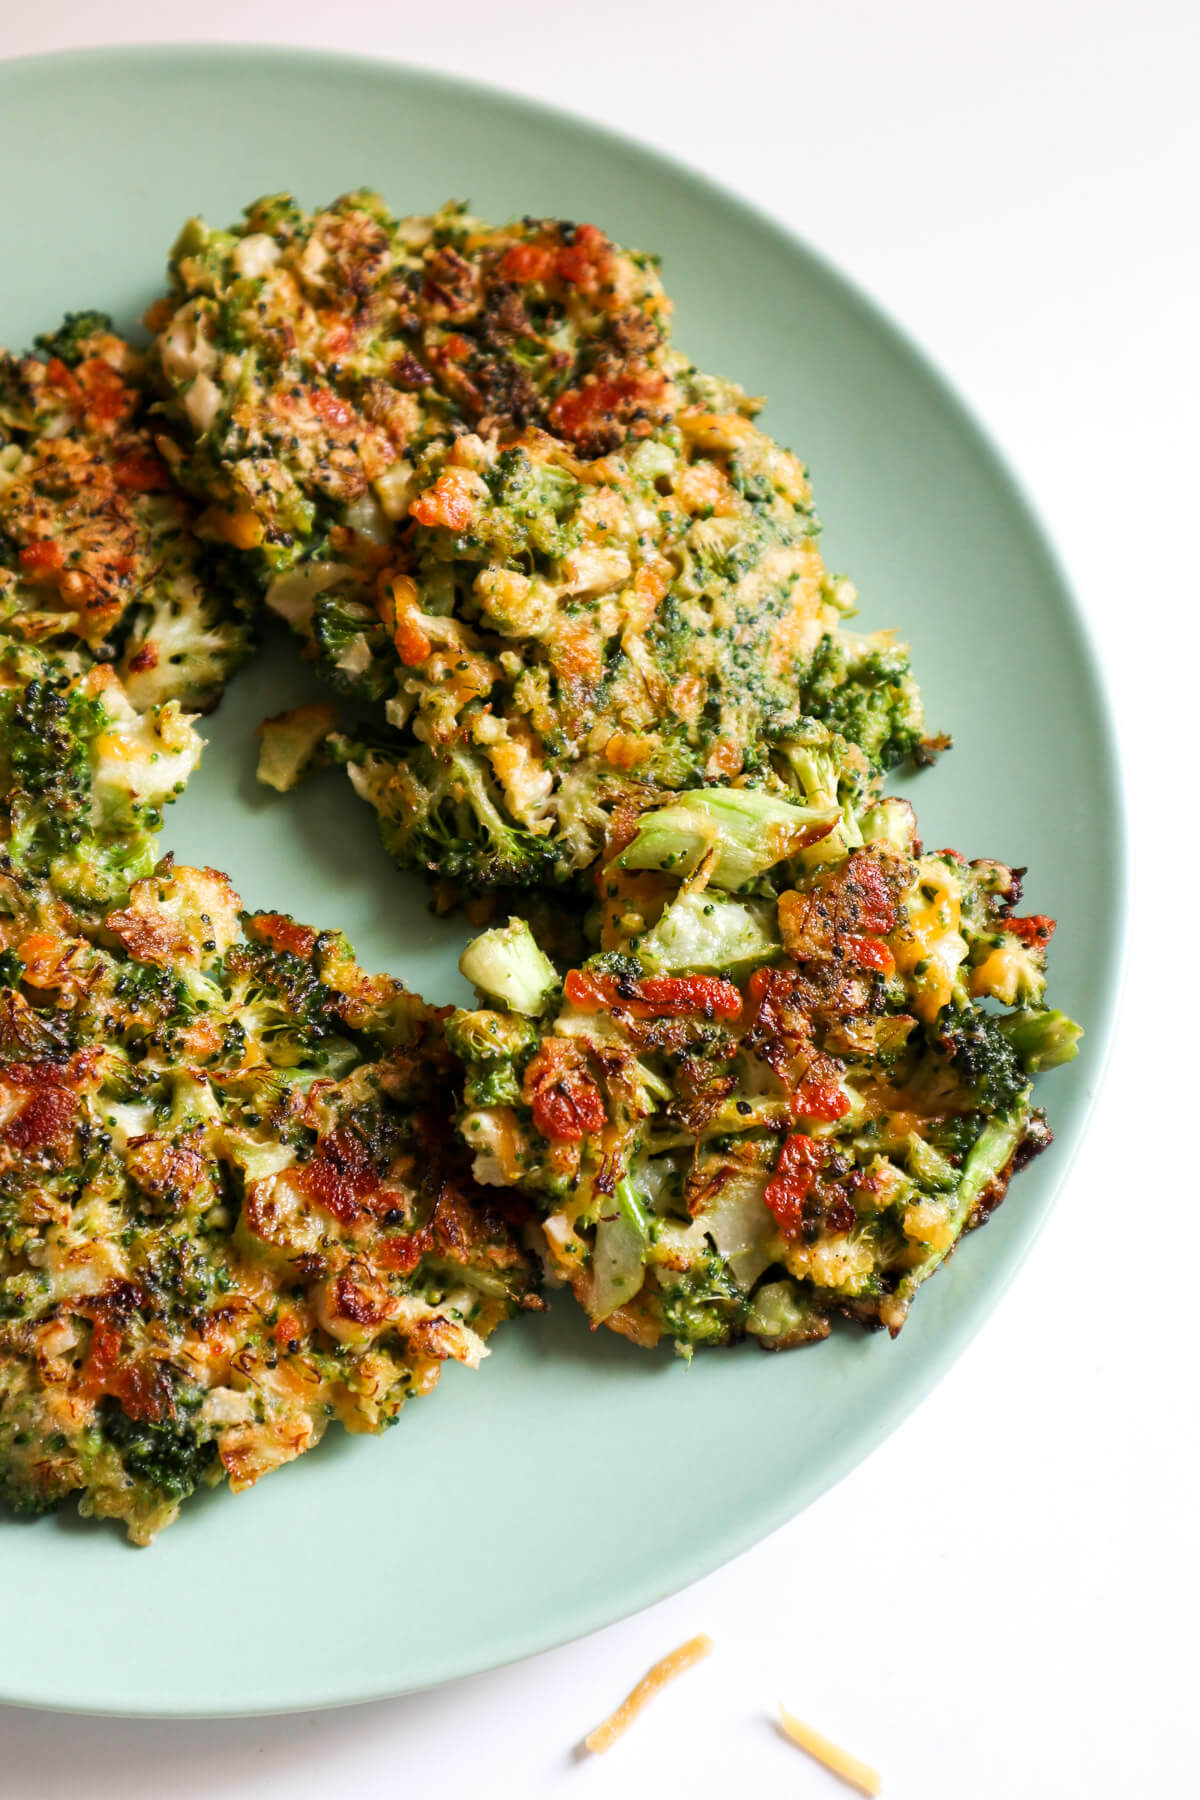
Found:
893,858 -> 967,1024
778,1703 -> 881,1796
969,936 -> 1040,1006
584,1634 -> 714,1753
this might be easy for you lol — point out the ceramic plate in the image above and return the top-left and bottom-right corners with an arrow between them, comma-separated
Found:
0,45 -> 1125,1716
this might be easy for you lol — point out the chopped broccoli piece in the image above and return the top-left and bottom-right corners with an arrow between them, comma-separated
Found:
882,1110 -> 1026,1332
802,630 -> 929,771
33,311 -> 114,367
256,703 -> 337,793
0,657 -> 201,909
637,892 -> 780,976
997,1007 -> 1083,1072
459,918 -> 560,1017
117,575 -> 255,713
616,787 -> 840,890
935,1011 -> 1029,1112
100,1393 -> 218,1507
333,733 -> 566,890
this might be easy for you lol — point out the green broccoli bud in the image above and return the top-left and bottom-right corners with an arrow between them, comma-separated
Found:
33,311 -> 114,367
0,659 -> 201,909
310,595 -> 396,702
333,734 -> 565,890
802,629 -> 928,771
655,1253 -> 746,1351
99,1393 -> 218,1506
935,1010 -> 1029,1113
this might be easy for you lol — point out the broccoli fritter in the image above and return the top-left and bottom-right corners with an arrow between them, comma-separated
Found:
0,316 -> 253,709
325,416 -> 924,888
450,790 -> 1079,1354
0,859 -> 538,1543
148,194 -> 930,890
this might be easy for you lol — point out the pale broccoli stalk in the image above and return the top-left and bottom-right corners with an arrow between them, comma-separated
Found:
636,891 -> 780,976
590,1175 -> 652,1321
459,918 -> 560,1016
616,787 -> 839,890
256,704 -> 337,793
858,796 -> 919,855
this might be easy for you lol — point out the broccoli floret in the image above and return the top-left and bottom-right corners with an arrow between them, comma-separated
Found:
775,723 -> 874,822
310,595 -> 396,703
100,1393 -> 217,1505
333,733 -> 565,889
655,1254 -> 747,1350
935,1010 -> 1029,1112
801,631 -> 930,770
117,575 -> 255,713
33,311 -> 114,367
222,941 -> 346,1065
0,660 -> 201,909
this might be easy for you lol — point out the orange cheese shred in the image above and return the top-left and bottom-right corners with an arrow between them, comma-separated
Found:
778,1702 -> 882,1796
583,1633 -> 714,1753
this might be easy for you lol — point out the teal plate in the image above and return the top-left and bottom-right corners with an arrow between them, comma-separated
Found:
0,45 -> 1125,1717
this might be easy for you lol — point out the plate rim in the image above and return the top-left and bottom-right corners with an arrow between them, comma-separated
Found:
0,39 -> 1130,1718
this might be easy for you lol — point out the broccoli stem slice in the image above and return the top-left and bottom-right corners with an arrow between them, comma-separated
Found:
997,1008 -> 1083,1072
616,788 -> 839,890
613,1174 -> 651,1241
458,917 -> 559,1016
887,1107 -> 1026,1331
637,892 -> 780,976
588,1175 -> 652,1322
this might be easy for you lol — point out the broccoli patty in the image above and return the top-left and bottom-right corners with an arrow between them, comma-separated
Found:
148,195 -> 930,890
0,315 -> 253,711
450,789 -> 1079,1353
327,412 -> 926,888
0,858 -> 538,1542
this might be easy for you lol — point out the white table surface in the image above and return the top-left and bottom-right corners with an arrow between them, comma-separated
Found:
2,3 -> 1196,1794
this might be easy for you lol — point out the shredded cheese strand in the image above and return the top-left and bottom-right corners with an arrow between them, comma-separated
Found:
583,1633 -> 714,1753
778,1702 -> 882,1796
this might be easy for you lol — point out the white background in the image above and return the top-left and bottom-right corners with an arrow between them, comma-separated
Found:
2,3 -> 1196,1795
